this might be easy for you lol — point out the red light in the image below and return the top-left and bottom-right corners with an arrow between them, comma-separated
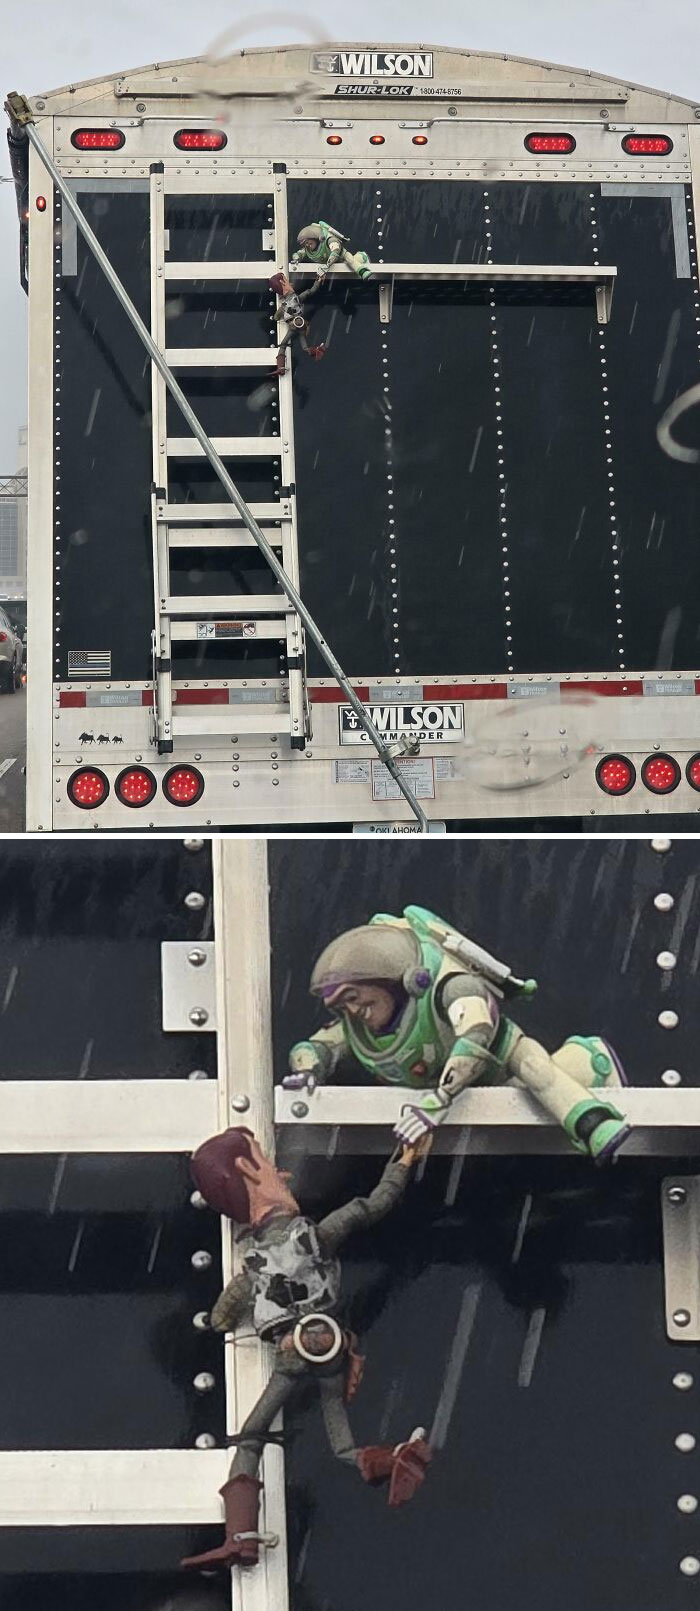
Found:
71,129 -> 125,150
35,196 -> 47,212
174,129 -> 228,151
412,135 -> 429,146
622,134 -> 673,156
369,135 -> 386,146
595,754 -> 636,795
0,632 -> 6,644
163,765 -> 204,806
525,133 -> 576,154
116,766 -> 157,808
67,767 -> 109,809
687,755 -> 700,791
326,134 -> 343,146
641,753 -> 681,794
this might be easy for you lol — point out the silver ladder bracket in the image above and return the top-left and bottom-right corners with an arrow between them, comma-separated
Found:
662,1177 -> 700,1341
161,941 -> 217,1031
378,278 -> 394,324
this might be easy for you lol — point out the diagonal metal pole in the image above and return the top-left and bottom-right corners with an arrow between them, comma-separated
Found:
12,99 -> 428,832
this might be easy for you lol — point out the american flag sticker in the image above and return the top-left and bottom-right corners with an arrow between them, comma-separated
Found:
68,650 -> 112,678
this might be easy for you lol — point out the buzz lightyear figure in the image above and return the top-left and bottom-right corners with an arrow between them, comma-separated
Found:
283,906 -> 632,1163
291,220 -> 372,282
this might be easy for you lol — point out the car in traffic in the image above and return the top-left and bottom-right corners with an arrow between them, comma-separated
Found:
0,606 -> 23,692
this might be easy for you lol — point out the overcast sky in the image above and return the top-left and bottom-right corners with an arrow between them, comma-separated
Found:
2,0 -> 700,465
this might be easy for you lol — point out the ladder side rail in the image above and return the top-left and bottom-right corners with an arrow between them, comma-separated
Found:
272,170 -> 309,746
23,124 -> 428,828
149,170 -> 173,752
213,841 -> 290,1611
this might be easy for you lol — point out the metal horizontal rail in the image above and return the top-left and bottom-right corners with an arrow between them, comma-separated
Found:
168,529 -> 284,548
0,1449 -> 231,1525
276,1085 -> 700,1157
166,436 -> 283,458
162,502 -> 292,523
164,594 -> 289,615
292,262 -> 617,284
165,261 -> 275,281
0,1079 -> 218,1153
165,347 -> 279,368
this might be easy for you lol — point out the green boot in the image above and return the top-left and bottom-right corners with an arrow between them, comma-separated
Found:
563,1098 -> 632,1164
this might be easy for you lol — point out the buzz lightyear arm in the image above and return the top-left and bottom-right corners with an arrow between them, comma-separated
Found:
210,1270 -> 254,1333
395,976 -> 500,1140
288,1020 -> 348,1082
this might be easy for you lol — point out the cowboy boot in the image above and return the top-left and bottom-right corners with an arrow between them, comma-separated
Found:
270,352 -> 287,377
356,1428 -> 431,1508
181,1475 -> 263,1570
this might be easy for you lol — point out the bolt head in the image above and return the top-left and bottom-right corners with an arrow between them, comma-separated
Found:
189,1007 -> 209,1027
291,1100 -> 309,1119
184,891 -> 206,911
187,948 -> 207,968
674,1309 -> 692,1328
184,837 -> 205,851
191,1250 -> 212,1271
231,1094 -> 251,1113
193,1372 -> 215,1393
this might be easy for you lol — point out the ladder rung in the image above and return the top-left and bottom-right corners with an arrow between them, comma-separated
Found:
171,618 -> 287,641
165,348 -> 278,369
164,261 -> 276,282
164,594 -> 291,616
160,503 -> 292,524
167,437 -> 282,459
171,709 -> 290,737
168,529 -> 284,549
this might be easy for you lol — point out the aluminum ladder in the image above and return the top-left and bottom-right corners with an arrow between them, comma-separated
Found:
148,163 -> 308,753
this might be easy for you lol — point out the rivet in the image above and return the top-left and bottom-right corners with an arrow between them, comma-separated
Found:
657,951 -> 677,970
184,837 -> 205,851
659,1010 -> 680,1029
192,1311 -> 211,1330
188,1069 -> 210,1081
654,892 -> 675,911
193,1372 -> 215,1393
231,1094 -> 251,1113
681,1557 -> 700,1576
195,1433 -> 217,1449
662,1070 -> 682,1087
291,1100 -> 309,1118
190,1190 -> 207,1210
674,1309 -> 692,1328
184,891 -> 206,911
191,1250 -> 212,1271
675,1374 -> 695,1391
187,948 -> 207,968
651,836 -> 672,852
188,1007 -> 209,1027
669,1186 -> 688,1204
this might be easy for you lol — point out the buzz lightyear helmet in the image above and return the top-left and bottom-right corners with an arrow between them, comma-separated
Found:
309,922 -> 432,1009
297,224 -> 323,247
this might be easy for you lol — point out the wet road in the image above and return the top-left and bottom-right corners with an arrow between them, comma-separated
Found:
0,685 -> 26,832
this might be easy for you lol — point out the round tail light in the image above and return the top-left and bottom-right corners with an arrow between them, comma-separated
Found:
686,755 -> 700,792
163,765 -> 204,806
595,754 -> 636,795
116,766 -> 157,808
67,767 -> 110,809
641,754 -> 680,794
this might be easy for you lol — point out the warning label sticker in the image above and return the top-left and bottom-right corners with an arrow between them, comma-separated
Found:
371,757 -> 435,801
339,703 -> 464,746
196,621 -> 257,640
